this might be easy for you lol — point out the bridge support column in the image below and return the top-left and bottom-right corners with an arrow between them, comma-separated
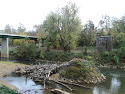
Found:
1,38 -> 9,58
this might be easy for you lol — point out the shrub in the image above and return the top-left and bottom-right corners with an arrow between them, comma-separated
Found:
0,85 -> 19,94
60,59 -> 103,82
39,51 -> 84,62
14,39 -> 37,60
85,56 -> 93,60
93,50 -> 125,64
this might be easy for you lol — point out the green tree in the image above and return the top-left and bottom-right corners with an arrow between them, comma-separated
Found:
43,2 -> 81,52
112,16 -> 125,33
112,32 -> 125,63
78,20 -> 96,46
115,32 -> 125,47
111,15 -> 125,47
43,11 -> 61,49
13,39 -> 25,46
14,39 -> 37,60
60,2 -> 81,51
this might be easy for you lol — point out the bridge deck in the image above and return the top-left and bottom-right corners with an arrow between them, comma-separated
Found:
0,33 -> 38,41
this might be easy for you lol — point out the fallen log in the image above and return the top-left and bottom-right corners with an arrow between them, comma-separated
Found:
51,80 -> 75,91
51,89 -> 72,94
57,80 -> 92,89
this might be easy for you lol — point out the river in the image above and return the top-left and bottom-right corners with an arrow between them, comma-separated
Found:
0,68 -> 125,94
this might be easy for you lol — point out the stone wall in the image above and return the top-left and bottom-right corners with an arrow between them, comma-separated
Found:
96,36 -> 112,53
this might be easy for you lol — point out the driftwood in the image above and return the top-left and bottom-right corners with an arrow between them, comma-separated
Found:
51,80 -> 75,91
51,89 -> 72,94
15,60 -> 73,80
14,59 -> 94,91
57,80 -> 92,89
15,60 -> 73,90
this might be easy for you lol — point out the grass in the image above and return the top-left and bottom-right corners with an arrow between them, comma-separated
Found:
0,61 -> 27,65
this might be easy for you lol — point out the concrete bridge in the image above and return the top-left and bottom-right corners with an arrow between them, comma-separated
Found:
0,33 -> 38,58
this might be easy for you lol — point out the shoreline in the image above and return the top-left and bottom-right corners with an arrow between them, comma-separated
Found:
0,61 -> 125,91
0,62 -> 28,90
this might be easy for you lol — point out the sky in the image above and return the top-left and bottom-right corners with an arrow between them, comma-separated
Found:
0,0 -> 125,31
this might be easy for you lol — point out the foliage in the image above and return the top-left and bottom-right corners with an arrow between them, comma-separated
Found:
85,56 -> 93,60
39,51 -> 84,62
115,47 -> 125,63
112,32 -> 125,63
13,39 -> 26,46
43,2 -> 81,52
60,59 -> 102,81
115,32 -> 125,47
60,66 -> 85,79
0,85 -> 19,94
93,50 -> 125,64
13,39 -> 37,60
43,12 -> 61,49
100,51 -> 112,63
112,16 -> 125,33
39,50 -> 45,58
33,24 -> 46,46
78,20 -> 96,46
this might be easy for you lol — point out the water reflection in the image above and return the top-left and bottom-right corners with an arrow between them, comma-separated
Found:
92,68 -> 125,94
110,77 -> 120,94
0,76 -> 43,94
93,86 -> 110,94
1,69 -> 125,94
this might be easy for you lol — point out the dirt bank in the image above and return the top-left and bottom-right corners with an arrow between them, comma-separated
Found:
0,62 -> 28,90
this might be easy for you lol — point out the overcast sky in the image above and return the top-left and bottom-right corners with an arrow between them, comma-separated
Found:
0,0 -> 125,31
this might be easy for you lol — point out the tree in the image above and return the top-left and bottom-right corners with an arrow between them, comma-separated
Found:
78,20 -> 96,46
33,24 -> 46,42
98,15 -> 111,35
43,11 -> 61,50
13,39 -> 24,46
17,23 -> 26,34
112,16 -> 125,33
12,24 -> 27,46
43,2 -> 81,52
60,2 -> 81,51
14,38 -> 37,60
4,24 -> 12,33
111,15 -> 125,47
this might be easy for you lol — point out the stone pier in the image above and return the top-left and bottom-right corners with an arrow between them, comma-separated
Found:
1,38 -> 9,58
96,36 -> 112,53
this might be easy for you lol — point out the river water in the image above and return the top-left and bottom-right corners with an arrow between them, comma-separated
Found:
1,68 -> 125,94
